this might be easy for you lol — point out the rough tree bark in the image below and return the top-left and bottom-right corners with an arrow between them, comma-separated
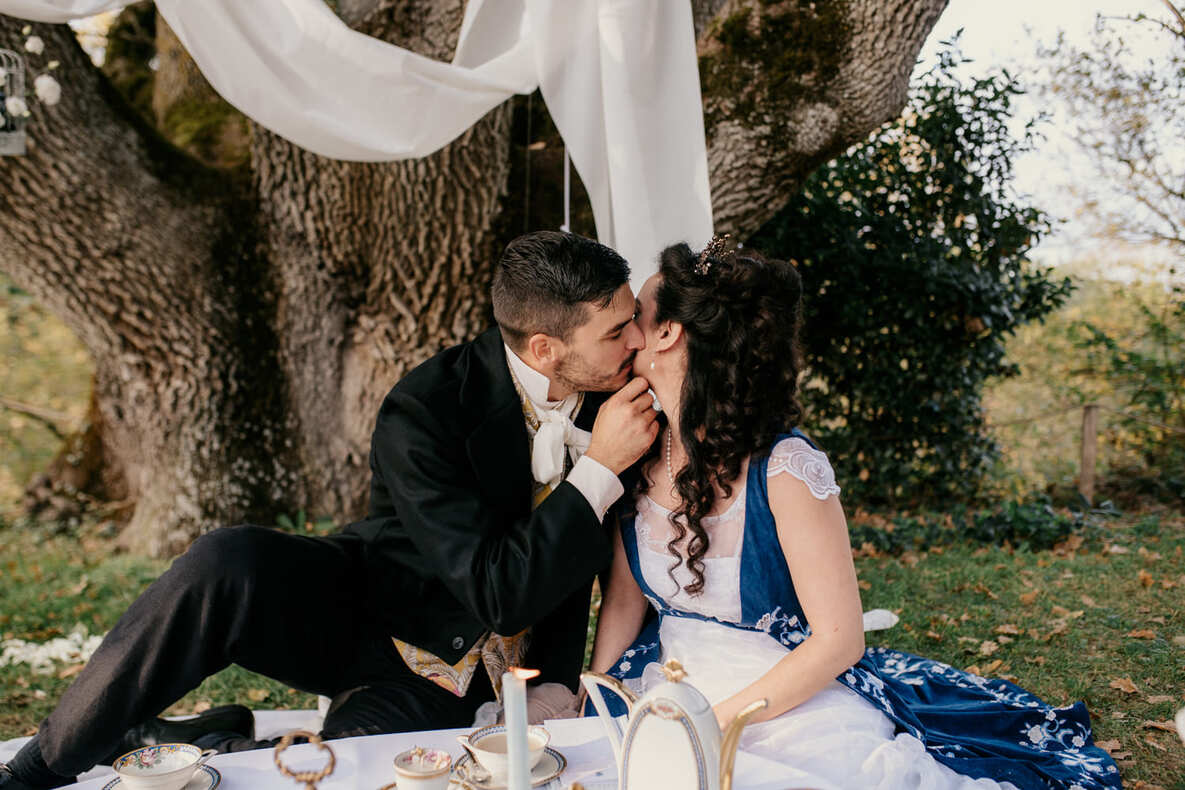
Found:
0,0 -> 946,556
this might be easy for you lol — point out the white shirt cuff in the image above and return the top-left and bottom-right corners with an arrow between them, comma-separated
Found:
567,455 -> 625,522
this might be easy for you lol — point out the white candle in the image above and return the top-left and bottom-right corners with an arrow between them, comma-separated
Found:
503,666 -> 538,790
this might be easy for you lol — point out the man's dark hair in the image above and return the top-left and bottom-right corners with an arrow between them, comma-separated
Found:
492,231 -> 630,349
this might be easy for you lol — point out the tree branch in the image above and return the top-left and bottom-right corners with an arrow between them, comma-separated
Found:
0,395 -> 69,439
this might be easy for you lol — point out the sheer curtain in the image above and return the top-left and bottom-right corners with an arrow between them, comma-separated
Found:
2,0 -> 713,285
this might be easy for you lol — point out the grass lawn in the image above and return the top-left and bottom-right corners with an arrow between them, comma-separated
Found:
2,508 -> 1182,786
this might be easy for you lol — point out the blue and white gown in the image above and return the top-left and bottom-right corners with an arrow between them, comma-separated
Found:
600,432 -> 1121,790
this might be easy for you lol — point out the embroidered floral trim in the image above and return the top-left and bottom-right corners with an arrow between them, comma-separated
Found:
870,647 -> 1119,786
766,437 -> 841,500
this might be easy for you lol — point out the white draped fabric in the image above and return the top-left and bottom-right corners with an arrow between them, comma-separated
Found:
1,0 -> 713,287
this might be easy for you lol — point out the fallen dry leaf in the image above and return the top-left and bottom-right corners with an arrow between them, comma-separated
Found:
925,630 -> 943,641
1161,579 -> 1177,589
1109,677 -> 1139,694
957,636 -> 980,645
1054,535 -> 1084,555
994,623 -> 1021,635
57,664 -> 84,680
1138,547 -> 1162,561
247,688 -> 270,702
1045,620 -> 1069,639
982,659 -> 1004,674
1050,606 -> 1084,619
1126,629 -> 1158,639
979,640 -> 1000,656
973,583 -> 998,600
997,635 -> 1014,644
1138,569 -> 1154,588
1143,736 -> 1167,752
1019,590 -> 1040,606
1145,695 -> 1174,704
1130,781 -> 1168,790
1172,635 -> 1185,647
852,542 -> 881,559
965,664 -> 982,676
192,700 -> 212,714
1141,720 -> 1177,732
1080,594 -> 1097,607
1024,655 -> 1047,665
1095,738 -> 1122,753
1105,543 -> 1130,555
858,579 -> 871,590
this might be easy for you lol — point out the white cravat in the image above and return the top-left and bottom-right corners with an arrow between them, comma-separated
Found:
503,344 -> 623,519
504,344 -> 591,489
532,409 -> 591,490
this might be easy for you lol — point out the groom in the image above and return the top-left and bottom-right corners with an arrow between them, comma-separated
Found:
1,231 -> 659,789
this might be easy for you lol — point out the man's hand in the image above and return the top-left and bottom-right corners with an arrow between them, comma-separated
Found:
585,377 -> 660,475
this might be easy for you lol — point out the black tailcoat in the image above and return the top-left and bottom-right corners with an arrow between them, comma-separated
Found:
342,327 -> 613,690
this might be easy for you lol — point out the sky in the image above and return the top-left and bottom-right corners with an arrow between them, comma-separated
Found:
914,0 -> 1182,274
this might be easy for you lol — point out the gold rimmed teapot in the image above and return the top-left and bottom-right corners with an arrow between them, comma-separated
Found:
581,659 -> 767,790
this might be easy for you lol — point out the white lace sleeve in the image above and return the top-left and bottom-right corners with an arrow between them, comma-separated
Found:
766,436 -> 841,500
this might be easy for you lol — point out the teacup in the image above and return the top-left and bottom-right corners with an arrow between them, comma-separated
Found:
457,724 -> 549,782
390,745 -> 452,790
112,743 -> 216,790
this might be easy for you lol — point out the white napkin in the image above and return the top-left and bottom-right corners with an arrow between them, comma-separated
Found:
862,609 -> 900,631
531,410 -> 591,490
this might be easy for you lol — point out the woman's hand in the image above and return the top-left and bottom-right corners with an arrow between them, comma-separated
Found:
712,701 -> 735,731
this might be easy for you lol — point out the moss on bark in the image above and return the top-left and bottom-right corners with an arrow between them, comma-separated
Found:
698,0 -> 852,143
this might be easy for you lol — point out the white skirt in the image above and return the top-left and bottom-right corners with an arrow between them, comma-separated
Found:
633,617 -> 1020,790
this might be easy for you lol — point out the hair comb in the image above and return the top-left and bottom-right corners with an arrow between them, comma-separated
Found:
695,234 -> 733,275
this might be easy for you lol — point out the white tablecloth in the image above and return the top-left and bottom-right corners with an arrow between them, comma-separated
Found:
59,716 -> 807,789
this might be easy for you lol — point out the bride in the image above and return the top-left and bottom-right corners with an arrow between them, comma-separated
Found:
587,238 -> 1120,790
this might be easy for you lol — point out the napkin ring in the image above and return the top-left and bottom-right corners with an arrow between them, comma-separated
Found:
274,730 -> 336,789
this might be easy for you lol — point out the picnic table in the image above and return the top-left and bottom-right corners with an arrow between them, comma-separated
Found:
62,716 -> 808,790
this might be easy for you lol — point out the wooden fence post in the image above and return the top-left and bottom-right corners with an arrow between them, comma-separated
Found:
1080,404 -> 1099,504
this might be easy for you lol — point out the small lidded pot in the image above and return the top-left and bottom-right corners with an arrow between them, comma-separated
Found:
392,746 -> 452,790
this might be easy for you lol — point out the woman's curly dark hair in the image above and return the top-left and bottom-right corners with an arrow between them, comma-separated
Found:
639,240 -> 806,596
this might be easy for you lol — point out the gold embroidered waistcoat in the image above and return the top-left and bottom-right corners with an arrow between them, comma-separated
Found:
392,376 -> 580,699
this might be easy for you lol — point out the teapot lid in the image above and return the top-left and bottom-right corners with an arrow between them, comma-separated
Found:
640,659 -> 711,715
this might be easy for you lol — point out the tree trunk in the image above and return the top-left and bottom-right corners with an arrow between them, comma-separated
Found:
0,0 -> 946,556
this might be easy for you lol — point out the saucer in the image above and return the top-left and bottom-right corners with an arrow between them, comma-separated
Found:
452,747 -> 565,789
100,765 -> 220,790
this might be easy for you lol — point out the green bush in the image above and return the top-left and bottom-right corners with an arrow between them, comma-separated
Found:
1069,281 -> 1185,501
751,45 -> 1072,504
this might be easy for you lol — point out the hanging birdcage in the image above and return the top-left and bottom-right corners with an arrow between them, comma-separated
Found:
0,48 -> 28,156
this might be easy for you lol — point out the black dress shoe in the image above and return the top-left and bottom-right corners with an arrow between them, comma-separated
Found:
102,704 -> 255,765
0,764 -> 39,790
1,739 -> 75,790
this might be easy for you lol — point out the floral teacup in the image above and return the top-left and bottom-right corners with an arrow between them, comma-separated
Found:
457,724 -> 549,782
112,743 -> 216,790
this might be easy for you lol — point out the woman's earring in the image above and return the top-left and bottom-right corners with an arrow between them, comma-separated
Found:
649,361 -> 656,370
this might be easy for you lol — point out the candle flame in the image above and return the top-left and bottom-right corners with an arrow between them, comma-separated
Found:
509,666 -> 540,680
